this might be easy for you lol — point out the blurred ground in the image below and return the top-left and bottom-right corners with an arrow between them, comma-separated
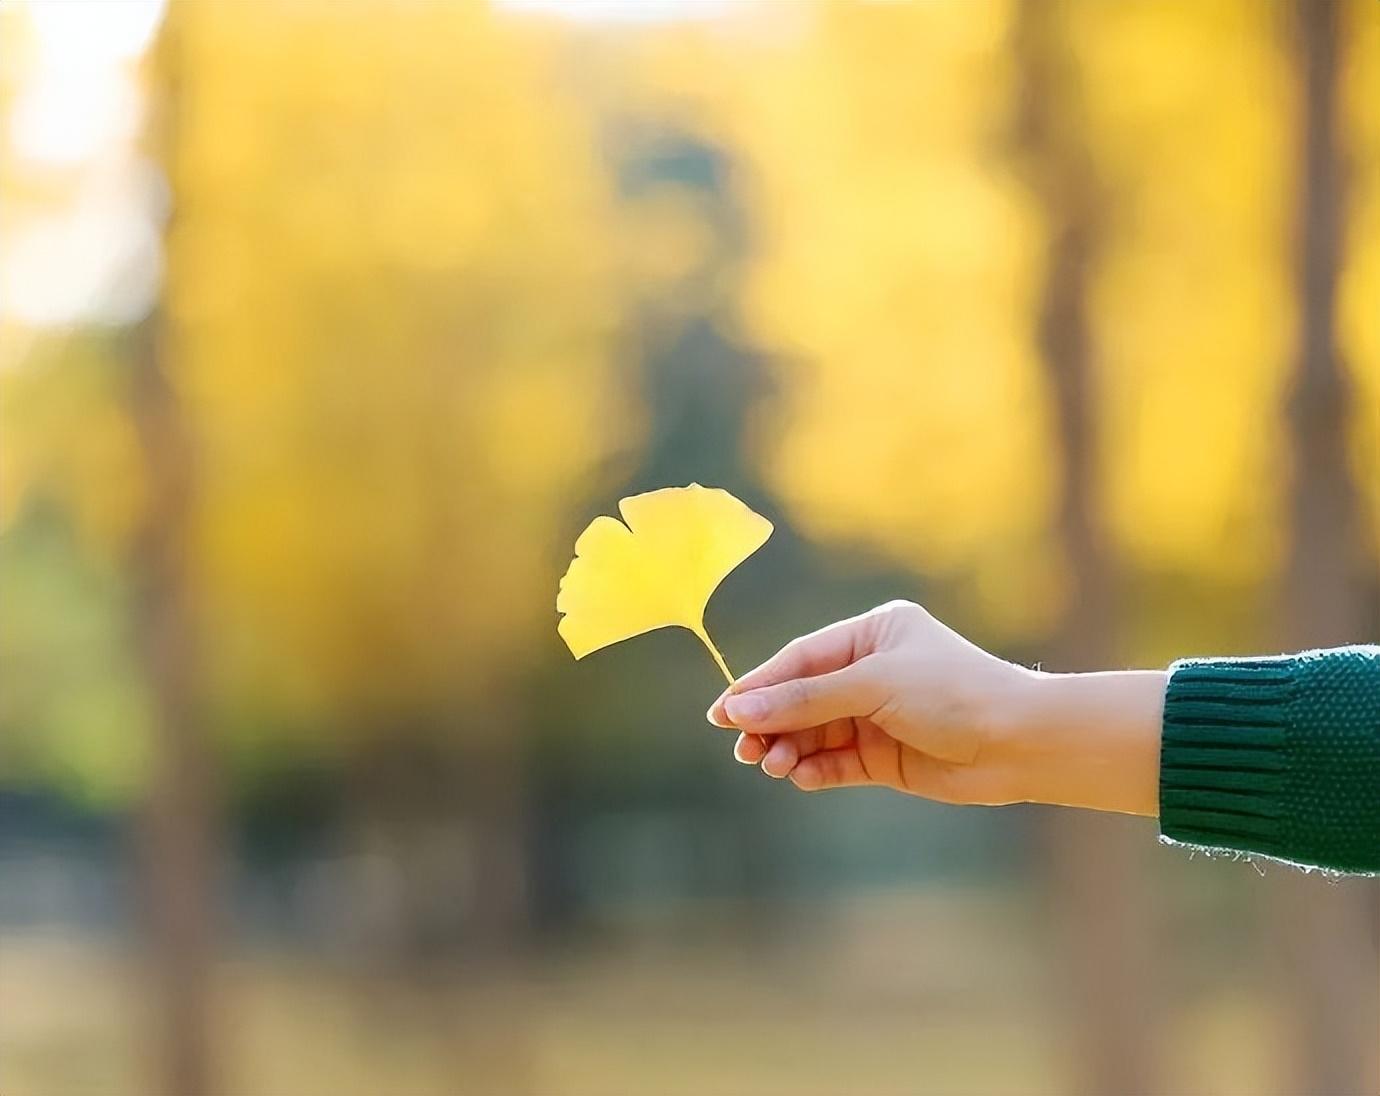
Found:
1,888 -> 1292,1096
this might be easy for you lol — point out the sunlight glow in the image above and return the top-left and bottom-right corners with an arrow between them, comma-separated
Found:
2,0 -> 166,328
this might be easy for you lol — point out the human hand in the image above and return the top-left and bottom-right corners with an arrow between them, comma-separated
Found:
708,601 -> 1163,816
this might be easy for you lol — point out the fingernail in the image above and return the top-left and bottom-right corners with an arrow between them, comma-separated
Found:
724,693 -> 766,724
706,702 -> 731,729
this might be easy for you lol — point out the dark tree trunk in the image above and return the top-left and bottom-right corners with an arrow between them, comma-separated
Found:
454,731 -> 536,1096
1013,3 -> 1157,1093
1274,4 -> 1380,1092
133,15 -> 218,1094
131,320 -> 215,1096
343,728 -> 536,1095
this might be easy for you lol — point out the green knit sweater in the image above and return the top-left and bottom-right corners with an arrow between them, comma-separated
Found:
1159,645 -> 1380,874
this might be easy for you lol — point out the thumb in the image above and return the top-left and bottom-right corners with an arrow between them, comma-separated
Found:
707,616 -> 869,727
722,658 -> 885,735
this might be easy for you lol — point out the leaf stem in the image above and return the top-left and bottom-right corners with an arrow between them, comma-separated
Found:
692,625 -> 735,685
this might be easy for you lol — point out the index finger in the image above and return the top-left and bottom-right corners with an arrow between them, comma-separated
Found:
707,616 -> 863,727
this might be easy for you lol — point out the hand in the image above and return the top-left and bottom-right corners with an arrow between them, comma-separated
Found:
707,601 -> 1164,816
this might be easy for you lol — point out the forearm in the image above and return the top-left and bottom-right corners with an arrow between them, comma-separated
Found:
1000,669 -> 1166,817
1001,649 -> 1380,873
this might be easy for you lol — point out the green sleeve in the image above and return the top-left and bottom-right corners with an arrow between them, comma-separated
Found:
1158,645 -> 1380,874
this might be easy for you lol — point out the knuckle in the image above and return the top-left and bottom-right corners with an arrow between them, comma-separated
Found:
863,600 -> 928,644
782,634 -> 810,656
881,599 -> 925,624
784,676 -> 813,710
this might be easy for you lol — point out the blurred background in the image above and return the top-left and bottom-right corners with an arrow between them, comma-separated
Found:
1,1 -> 1377,1093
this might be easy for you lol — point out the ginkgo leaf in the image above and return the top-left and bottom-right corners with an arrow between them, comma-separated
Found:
556,484 -> 773,682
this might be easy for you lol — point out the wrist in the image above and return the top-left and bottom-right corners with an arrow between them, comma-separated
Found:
998,667 -> 1166,816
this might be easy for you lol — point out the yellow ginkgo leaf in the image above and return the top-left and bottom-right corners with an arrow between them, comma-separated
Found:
556,484 -> 773,682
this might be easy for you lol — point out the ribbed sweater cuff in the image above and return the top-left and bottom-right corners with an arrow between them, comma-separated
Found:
1159,657 -> 1294,861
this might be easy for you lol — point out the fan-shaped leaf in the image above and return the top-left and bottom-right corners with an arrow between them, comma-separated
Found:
556,484 -> 772,681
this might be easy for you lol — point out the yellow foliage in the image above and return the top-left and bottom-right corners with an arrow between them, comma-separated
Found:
0,342 -> 147,549
1340,2 -> 1380,560
158,0 -> 630,727
557,485 -> 772,682
701,0 -> 1330,622
717,0 -> 1060,635
619,185 -> 721,314
1073,0 -> 1293,583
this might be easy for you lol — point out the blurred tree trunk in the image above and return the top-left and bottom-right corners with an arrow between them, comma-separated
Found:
135,57 -> 216,1096
346,732 -> 535,1096
131,319 -> 216,1096
1013,3 -> 1157,1093
1273,3 -> 1380,1092
135,13 -> 218,1096
416,352 -> 535,964
455,731 -> 535,1096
